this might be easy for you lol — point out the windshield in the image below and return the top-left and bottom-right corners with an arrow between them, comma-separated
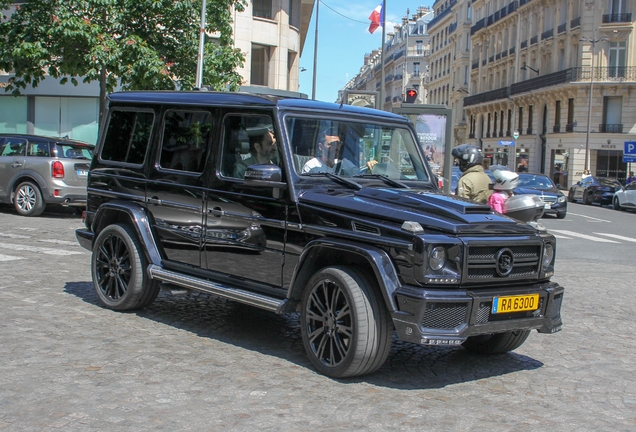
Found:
518,174 -> 555,188
285,116 -> 430,182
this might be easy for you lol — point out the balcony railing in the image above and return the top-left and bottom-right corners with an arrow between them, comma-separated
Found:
507,1 -> 519,14
521,40 -> 528,49
565,123 -> 575,132
599,124 -> 623,133
530,35 -> 538,45
603,13 -> 632,23
448,22 -> 457,34
509,46 -> 516,55
541,29 -> 554,40
472,61 -> 479,70
471,18 -> 486,35
558,23 -> 567,34
572,66 -> 636,82
463,87 -> 509,107
526,127 -> 533,135
570,17 -> 581,28
428,0 -> 456,30
553,125 -> 561,133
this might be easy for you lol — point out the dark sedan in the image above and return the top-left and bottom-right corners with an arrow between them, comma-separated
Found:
568,176 -> 622,206
514,173 -> 567,219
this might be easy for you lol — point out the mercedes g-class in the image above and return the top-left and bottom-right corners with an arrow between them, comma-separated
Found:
76,91 -> 563,378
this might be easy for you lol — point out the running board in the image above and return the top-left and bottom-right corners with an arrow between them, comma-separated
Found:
148,264 -> 288,314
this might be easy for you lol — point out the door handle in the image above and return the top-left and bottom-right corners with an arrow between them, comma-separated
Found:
208,207 -> 224,217
146,196 -> 162,205
11,162 -> 22,168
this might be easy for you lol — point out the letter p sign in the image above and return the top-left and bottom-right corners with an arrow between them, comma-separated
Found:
625,141 -> 636,155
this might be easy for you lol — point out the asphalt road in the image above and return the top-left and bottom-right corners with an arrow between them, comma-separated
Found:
0,202 -> 634,431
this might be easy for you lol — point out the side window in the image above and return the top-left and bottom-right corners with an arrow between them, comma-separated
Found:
28,142 -> 51,157
220,114 -> 278,179
0,138 -> 26,156
101,110 -> 154,165
159,110 -> 212,173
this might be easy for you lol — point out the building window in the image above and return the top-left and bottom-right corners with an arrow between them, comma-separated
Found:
416,40 -> 423,55
413,62 -> 420,77
253,0 -> 272,19
602,96 -> 623,132
609,41 -> 626,77
528,105 -> 534,134
289,0 -> 300,27
251,44 -> 270,86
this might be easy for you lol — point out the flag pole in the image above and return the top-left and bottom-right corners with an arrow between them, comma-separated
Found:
379,0 -> 386,110
312,0 -> 319,100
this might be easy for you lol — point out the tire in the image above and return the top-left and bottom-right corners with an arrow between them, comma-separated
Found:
582,190 -> 592,205
462,330 -> 531,354
14,181 -> 46,216
613,197 -> 623,211
556,211 -> 567,219
567,190 -> 575,203
91,224 -> 160,311
300,266 -> 392,378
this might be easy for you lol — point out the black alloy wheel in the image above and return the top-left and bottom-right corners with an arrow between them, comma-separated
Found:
92,224 -> 159,311
300,266 -> 392,378
567,190 -> 575,203
583,189 -> 592,205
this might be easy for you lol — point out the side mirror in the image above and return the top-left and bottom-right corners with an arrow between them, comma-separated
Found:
244,164 -> 287,198
555,183 -> 561,189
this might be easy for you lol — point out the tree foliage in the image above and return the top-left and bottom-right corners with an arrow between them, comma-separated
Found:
0,0 -> 246,119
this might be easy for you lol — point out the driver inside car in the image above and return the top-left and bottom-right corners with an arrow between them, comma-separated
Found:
302,132 -> 377,176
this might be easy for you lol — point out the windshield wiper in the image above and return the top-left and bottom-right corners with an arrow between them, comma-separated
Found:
353,173 -> 410,189
301,172 -> 362,190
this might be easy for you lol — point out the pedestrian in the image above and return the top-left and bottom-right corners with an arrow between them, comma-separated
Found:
517,157 -> 528,173
488,169 -> 520,213
582,169 -> 591,179
451,144 -> 492,204
626,171 -> 635,185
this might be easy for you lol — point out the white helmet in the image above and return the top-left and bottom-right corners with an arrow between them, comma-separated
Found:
492,169 -> 519,191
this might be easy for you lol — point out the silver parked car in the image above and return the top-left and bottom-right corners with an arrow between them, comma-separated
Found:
0,134 -> 94,216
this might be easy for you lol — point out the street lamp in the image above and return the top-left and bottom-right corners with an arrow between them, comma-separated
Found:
580,33 -> 608,172
520,64 -> 539,75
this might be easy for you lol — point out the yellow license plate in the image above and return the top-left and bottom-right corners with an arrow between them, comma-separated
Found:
492,294 -> 539,314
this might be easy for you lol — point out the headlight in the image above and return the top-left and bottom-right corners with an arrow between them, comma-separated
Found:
429,246 -> 446,271
543,243 -> 554,267
558,195 -> 566,203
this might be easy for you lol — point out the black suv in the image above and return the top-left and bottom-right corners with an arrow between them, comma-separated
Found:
76,91 -> 564,378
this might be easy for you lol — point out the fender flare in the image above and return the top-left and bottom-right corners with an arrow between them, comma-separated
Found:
92,201 -> 163,267
288,238 -> 402,312
10,170 -> 49,198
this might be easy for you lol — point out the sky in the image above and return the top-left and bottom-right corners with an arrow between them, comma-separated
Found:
298,0 -> 433,103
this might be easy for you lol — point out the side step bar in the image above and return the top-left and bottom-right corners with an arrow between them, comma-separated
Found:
148,264 -> 288,314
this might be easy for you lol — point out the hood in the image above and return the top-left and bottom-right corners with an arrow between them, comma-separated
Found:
514,186 -> 563,196
298,187 -> 536,235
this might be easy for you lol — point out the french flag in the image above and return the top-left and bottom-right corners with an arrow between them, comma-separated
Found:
368,3 -> 384,34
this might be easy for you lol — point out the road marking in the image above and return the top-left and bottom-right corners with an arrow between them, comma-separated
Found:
38,239 -> 81,246
0,254 -> 24,261
567,212 -> 611,223
0,242 -> 83,256
593,233 -> 636,243
0,232 -> 31,239
548,230 -> 620,243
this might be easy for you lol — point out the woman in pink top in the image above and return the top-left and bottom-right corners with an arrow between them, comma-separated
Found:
488,169 -> 520,213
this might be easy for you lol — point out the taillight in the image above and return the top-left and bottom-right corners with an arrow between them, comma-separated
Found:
52,161 -> 65,178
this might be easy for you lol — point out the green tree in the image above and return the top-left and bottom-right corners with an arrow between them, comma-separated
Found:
0,0 -> 246,121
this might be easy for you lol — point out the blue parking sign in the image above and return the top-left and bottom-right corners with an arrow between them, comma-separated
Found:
624,142 -> 636,163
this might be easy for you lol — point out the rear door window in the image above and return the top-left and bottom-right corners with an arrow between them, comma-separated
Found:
158,110 -> 213,173
101,109 -> 155,165
55,144 -> 93,160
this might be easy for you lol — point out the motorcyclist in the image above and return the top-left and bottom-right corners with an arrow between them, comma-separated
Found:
451,144 -> 492,204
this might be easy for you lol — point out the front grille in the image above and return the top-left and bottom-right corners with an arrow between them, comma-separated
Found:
541,195 -> 557,204
422,302 -> 468,329
467,244 -> 541,280
476,298 -> 544,323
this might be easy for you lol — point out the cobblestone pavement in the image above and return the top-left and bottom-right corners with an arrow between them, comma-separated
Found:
0,205 -> 634,431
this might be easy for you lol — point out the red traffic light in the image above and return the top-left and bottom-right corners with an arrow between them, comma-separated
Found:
405,88 -> 418,103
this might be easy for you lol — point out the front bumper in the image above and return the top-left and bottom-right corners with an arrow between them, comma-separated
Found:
391,282 -> 564,346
